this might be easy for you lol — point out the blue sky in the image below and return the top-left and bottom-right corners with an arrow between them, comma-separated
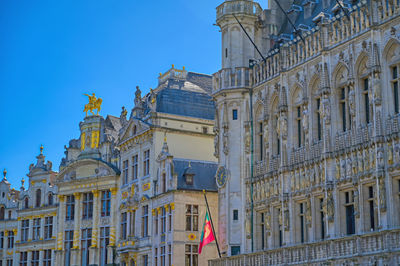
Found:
0,0 -> 225,187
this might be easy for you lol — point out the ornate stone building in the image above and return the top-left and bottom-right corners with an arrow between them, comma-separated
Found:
116,66 -> 219,266
211,0 -> 400,265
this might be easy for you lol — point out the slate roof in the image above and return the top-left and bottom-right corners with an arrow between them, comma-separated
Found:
278,0 -> 360,40
156,88 -> 215,120
173,159 -> 218,192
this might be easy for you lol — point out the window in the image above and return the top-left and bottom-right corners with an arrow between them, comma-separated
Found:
35,189 -> 41,207
185,244 -> 198,266
0,207 -> 4,220
366,186 -> 376,231
24,197 -> 29,209
202,127 -> 208,134
19,251 -> 27,266
101,190 -> 111,217
339,87 -> 351,132
81,228 -> 92,266
132,155 -> 138,180
66,195 -> 75,221
154,209 -> 159,235
316,98 -> 322,141
129,210 -> 135,236
48,193 -> 53,206
168,207 -> 172,232
7,230 -> 14,248
185,205 -> 198,231
82,193 -> 94,219
121,212 -> 127,239
0,232 -> 3,248
161,207 -> 166,234
154,248 -> 158,266
21,220 -> 29,242
299,203 -> 306,243
162,173 -> 167,193
233,210 -> 238,221
31,251 -> 39,266
232,109 -> 238,120
185,172 -> 193,186
161,246 -> 166,266
44,216 -> 53,239
142,255 -> 148,266
296,106 -> 302,147
44,249 -> 52,266
100,227 -> 110,266
168,245 -> 172,266
319,198 -> 325,240
144,150 -> 150,176
64,230 -> 74,266
7,259 -> 13,266
392,66 -> 399,114
345,191 -> 355,235
32,218 -> 41,240
123,160 -> 129,185
142,205 -> 149,237
260,212 -> 265,250
362,78 -> 370,124
225,48 -> 228,58
258,122 -> 263,160
8,210 -> 11,219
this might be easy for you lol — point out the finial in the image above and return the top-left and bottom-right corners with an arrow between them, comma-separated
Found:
172,64 -> 175,69
3,169 -> 6,179
188,161 -> 191,168
21,177 -> 25,190
164,132 -> 167,142
203,189 -> 206,194
159,73 -> 162,76
183,66 -> 185,70
40,144 -> 44,155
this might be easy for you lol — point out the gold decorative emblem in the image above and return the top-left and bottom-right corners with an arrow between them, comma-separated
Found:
142,183 -> 151,191
84,93 -> 102,116
188,233 -> 196,241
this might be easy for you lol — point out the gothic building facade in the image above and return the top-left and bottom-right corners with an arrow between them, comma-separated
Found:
211,0 -> 400,265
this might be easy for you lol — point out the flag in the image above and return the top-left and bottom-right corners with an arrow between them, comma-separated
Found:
198,210 -> 215,254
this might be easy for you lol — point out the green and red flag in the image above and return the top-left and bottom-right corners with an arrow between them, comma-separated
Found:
198,210 -> 215,254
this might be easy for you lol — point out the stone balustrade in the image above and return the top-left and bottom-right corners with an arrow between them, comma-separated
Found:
209,229 -> 400,266
216,0 -> 262,21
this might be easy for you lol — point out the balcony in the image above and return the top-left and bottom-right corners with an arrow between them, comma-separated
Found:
213,67 -> 251,93
216,1 -> 262,21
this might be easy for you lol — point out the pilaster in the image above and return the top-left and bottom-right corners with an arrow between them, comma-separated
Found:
109,187 -> 118,246
72,192 -> 81,266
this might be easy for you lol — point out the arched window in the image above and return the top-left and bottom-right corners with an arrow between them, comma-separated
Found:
24,197 -> 29,209
335,65 -> 352,132
48,193 -> 53,206
255,104 -> 264,161
36,189 -> 41,207
385,40 -> 400,114
292,87 -> 303,148
0,206 -> 5,220
357,56 -> 371,125
270,97 -> 280,156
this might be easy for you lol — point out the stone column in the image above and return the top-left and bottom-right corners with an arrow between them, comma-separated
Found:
55,195 -> 65,266
72,192 -> 81,266
89,190 -> 99,265
108,187 -> 118,264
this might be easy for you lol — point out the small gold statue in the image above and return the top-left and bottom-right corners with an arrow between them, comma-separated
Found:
84,93 -> 102,116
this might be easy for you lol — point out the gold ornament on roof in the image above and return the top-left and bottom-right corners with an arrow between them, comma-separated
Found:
83,93 -> 102,116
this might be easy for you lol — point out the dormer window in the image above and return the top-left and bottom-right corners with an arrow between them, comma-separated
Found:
132,125 -> 137,136
24,197 -> 29,209
48,193 -> 53,206
36,189 -> 41,207
186,174 -> 193,185
0,206 -> 5,220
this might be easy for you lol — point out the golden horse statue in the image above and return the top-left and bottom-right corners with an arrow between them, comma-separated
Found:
84,93 -> 102,116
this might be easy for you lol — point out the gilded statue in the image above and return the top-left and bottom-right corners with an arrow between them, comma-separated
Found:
84,93 -> 102,116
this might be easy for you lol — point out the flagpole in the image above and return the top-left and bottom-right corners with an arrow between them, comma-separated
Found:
203,189 -> 221,258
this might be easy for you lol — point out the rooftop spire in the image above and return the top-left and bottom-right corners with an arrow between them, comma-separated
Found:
3,168 -> 7,180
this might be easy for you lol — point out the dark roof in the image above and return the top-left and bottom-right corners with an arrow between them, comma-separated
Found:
186,72 -> 213,94
279,0 -> 360,38
156,88 -> 215,120
173,159 -> 218,192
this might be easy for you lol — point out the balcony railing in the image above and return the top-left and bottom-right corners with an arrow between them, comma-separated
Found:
216,1 -> 262,21
209,229 -> 400,266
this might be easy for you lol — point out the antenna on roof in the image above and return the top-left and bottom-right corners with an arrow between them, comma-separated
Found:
334,0 -> 351,20
232,14 -> 266,64
271,0 -> 305,44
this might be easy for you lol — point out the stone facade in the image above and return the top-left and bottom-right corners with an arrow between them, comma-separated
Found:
211,0 -> 400,265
